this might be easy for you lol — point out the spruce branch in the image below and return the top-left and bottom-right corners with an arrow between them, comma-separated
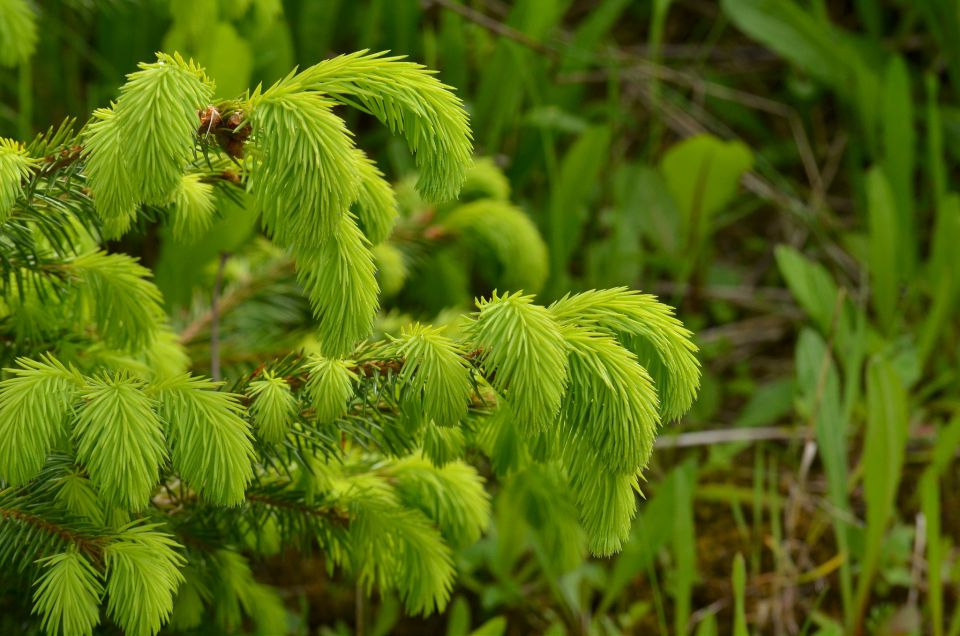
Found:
85,53 -> 214,213
294,214 -> 380,357
550,287 -> 701,422
32,549 -> 104,636
0,505 -> 104,560
0,355 -> 84,486
0,45 -> 706,634
152,374 -> 255,507
243,491 -> 349,526
465,291 -> 570,436
246,370 -> 298,443
248,90 -> 361,248
74,373 -> 167,511
0,138 -> 38,222
103,522 -> 185,636
384,323 -> 474,427
258,49 -> 473,202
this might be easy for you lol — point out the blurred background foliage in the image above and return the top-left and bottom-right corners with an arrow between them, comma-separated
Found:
2,0 -> 960,634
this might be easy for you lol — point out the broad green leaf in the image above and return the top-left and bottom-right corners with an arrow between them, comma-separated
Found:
721,0 -> 881,147
659,134 -> 753,251
881,56 -> 916,275
774,245 -> 841,334
629,164 -> 681,255
584,162 -> 660,286
695,614 -> 719,636
922,471 -> 944,636
925,74 -> 947,208
195,23 -> 253,98
444,597 -> 470,636
929,416 -> 960,477
736,378 -> 795,428
470,617 -> 507,636
721,0 -> 847,87
866,167 -> 899,334
855,357 -> 909,621
562,0 -> 632,69
796,330 -> 846,508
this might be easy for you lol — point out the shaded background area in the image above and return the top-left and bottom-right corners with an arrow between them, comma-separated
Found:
2,1 -> 959,634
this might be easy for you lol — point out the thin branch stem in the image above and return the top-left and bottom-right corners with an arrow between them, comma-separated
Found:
179,259 -> 295,346
210,252 -> 229,382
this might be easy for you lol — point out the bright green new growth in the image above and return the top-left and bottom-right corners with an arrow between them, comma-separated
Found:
205,550 -> 286,633
104,523 -> 185,636
291,50 -> 473,201
0,138 -> 36,221
116,53 -> 213,203
84,53 -> 213,237
387,457 -> 491,548
153,375 -> 255,506
0,356 -> 255,512
459,157 -> 511,201
466,292 -> 569,435
0,0 -> 37,67
373,242 -> 408,296
242,50 -> 471,351
295,214 -> 380,357
82,108 -> 136,234
78,49 -> 472,357
0,356 -> 83,486
246,370 -> 298,442
68,251 -> 166,350
559,324 -> 660,474
501,463 -> 587,571
388,323 -> 473,427
422,421 -> 467,466
0,47 -> 701,635
550,287 -> 701,422
569,467 -> 640,556
32,550 -> 103,636
441,199 -> 549,293
354,148 -> 399,245
337,472 -> 455,615
75,374 -> 167,511
303,354 -> 356,422
170,173 -> 217,241
248,90 -> 361,248
55,473 -> 104,524
461,289 -> 700,555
